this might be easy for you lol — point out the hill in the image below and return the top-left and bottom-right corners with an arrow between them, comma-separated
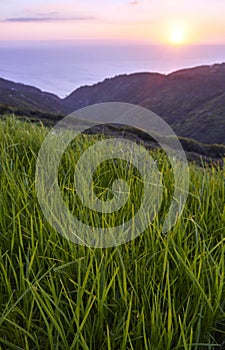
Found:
0,116 -> 225,348
63,63 -> 225,145
0,63 -> 225,146
0,77 -> 62,114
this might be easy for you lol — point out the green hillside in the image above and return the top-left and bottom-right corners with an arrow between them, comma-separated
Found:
0,117 -> 225,349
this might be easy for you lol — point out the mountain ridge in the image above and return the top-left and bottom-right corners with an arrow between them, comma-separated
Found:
0,62 -> 225,146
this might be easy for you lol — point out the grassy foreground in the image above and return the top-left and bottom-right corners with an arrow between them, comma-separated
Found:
0,116 -> 225,349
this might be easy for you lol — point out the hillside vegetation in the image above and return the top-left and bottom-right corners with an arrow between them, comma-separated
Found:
0,63 -> 225,145
0,117 -> 225,349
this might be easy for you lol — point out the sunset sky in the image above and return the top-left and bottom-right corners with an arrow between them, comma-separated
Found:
0,0 -> 225,44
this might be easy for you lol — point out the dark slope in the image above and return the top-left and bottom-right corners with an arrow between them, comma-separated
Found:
0,78 -> 62,114
0,63 -> 225,146
173,92 -> 225,144
63,64 -> 225,119
62,63 -> 225,145
62,72 -> 166,113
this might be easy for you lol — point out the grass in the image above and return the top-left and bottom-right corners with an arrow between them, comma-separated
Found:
0,116 -> 225,349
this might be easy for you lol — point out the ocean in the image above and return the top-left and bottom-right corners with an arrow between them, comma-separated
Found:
0,41 -> 224,98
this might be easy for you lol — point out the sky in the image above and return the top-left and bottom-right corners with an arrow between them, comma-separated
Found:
0,0 -> 225,44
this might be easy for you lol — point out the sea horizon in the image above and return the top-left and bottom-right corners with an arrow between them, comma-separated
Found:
0,41 -> 225,98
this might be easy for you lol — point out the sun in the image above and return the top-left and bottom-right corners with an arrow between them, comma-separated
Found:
170,26 -> 186,45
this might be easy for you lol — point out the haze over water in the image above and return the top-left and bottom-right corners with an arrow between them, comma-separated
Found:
0,41 -> 224,98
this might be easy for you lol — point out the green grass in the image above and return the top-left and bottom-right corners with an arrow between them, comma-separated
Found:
0,116 -> 225,349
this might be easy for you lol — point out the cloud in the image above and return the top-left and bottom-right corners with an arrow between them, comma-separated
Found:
35,11 -> 59,17
2,16 -> 95,23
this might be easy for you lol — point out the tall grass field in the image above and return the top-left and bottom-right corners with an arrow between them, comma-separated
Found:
0,116 -> 225,349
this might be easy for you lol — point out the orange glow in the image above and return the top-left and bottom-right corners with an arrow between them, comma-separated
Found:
0,14 -> 224,45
